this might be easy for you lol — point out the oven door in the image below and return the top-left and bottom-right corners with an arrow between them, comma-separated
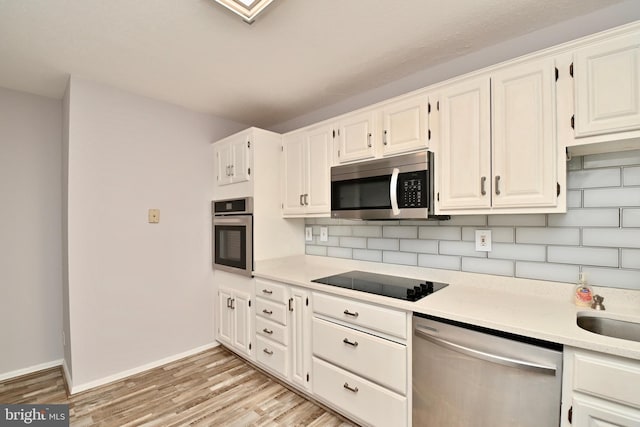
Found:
212,215 -> 253,276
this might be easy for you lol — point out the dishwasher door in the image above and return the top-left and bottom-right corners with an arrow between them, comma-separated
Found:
413,315 -> 563,427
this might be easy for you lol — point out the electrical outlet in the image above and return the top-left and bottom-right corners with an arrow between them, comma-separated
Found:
475,229 -> 492,252
305,227 -> 313,242
320,226 -> 329,242
148,209 -> 160,223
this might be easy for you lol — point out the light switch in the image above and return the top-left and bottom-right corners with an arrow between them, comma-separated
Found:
305,227 -> 313,242
475,229 -> 491,251
148,209 -> 160,223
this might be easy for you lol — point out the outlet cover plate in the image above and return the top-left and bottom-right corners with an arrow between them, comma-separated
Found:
475,229 -> 492,252
320,227 -> 328,242
305,227 -> 313,241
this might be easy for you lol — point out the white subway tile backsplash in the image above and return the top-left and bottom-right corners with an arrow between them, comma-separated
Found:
383,251 -> 418,266
583,228 -> 640,248
383,226 -> 418,239
624,166 -> 640,186
419,226 -> 461,241
623,209 -> 640,227
488,214 -> 546,226
445,216 -> 488,226
462,258 -> 514,277
316,236 -> 340,247
515,261 -> 580,283
516,228 -> 580,245
353,249 -> 383,263
567,190 -> 582,208
306,245 -> 327,256
339,237 -> 367,249
352,225 -> 382,237
547,209 -> 619,227
462,227 -> 514,243
439,241 -> 486,258
488,243 -> 546,261
621,249 -> 640,269
583,150 -> 640,169
328,225 -> 353,236
584,188 -> 640,207
568,168 -> 620,189
399,239 -> 438,254
327,247 -> 353,259
547,246 -> 619,267
418,254 -> 461,270
567,155 -> 582,171
367,238 -> 399,251
581,267 -> 640,289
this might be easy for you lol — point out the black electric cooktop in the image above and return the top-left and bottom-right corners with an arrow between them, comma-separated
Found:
311,270 -> 448,302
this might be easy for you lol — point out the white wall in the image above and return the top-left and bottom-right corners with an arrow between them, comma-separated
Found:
65,77 -> 246,387
271,0 -> 640,132
0,87 -> 63,376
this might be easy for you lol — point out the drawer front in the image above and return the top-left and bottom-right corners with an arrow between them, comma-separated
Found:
256,316 -> 287,345
312,357 -> 407,427
573,351 -> 640,409
255,279 -> 287,303
313,292 -> 407,339
256,297 -> 287,325
256,336 -> 288,378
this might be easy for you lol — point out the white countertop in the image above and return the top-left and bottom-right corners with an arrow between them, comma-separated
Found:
254,255 -> 640,361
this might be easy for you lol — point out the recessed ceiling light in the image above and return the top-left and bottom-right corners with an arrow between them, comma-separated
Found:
213,0 -> 275,24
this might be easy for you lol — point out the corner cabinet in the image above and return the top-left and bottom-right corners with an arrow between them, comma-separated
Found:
218,286 -> 252,358
281,123 -> 331,217
436,56 -> 560,214
214,131 -> 251,186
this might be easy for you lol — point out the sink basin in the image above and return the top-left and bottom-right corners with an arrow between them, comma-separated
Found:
577,315 -> 640,343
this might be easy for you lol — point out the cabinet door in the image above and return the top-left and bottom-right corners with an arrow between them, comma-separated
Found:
218,288 -> 233,345
574,33 -> 640,137
229,136 -> 251,184
214,143 -> 232,186
305,125 -> 332,215
382,95 -> 428,156
573,395 -> 640,427
282,132 -> 307,215
492,58 -> 557,208
337,110 -> 376,163
232,290 -> 252,356
290,288 -> 311,391
438,76 -> 491,210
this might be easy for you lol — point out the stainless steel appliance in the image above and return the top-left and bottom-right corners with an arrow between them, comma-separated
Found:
330,151 -> 448,220
312,271 -> 448,301
413,314 -> 563,427
212,197 -> 253,276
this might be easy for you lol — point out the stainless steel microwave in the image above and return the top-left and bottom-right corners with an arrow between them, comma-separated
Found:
331,151 -> 447,220
212,197 -> 253,276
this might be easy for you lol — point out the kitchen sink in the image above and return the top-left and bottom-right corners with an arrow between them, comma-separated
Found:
577,315 -> 640,343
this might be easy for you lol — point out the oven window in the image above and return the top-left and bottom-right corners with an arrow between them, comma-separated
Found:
214,225 -> 246,269
332,175 -> 392,210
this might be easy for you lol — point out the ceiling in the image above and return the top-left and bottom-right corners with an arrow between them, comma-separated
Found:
0,0 -> 627,128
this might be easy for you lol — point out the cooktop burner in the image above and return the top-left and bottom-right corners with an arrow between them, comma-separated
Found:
311,270 -> 448,302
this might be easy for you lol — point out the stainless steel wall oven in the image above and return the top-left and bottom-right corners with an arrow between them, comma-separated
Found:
212,197 -> 253,277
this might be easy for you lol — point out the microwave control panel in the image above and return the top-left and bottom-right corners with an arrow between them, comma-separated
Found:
398,171 -> 428,208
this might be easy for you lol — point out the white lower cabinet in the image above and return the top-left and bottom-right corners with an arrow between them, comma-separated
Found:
217,286 -> 252,359
564,348 -> 640,427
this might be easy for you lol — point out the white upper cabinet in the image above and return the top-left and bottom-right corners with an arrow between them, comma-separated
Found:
381,94 -> 429,156
282,123 -> 331,217
215,131 -> 251,186
437,57 -> 559,213
336,109 -> 376,163
574,32 -> 640,138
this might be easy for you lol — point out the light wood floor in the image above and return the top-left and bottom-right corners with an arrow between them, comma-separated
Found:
0,346 -> 355,426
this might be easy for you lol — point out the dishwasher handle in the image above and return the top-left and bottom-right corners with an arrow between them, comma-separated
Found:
414,325 -> 557,376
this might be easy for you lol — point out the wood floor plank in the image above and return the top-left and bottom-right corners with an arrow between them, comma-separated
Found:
0,346 -> 356,426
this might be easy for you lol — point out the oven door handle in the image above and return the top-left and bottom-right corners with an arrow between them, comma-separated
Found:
414,326 -> 557,375
390,167 -> 400,216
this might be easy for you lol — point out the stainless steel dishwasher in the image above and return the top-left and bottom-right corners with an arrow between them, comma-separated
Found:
413,314 -> 563,427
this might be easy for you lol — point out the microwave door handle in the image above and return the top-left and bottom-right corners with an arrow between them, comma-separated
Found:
390,168 -> 400,216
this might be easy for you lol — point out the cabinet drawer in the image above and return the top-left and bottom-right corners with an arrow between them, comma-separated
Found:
573,351 -> 640,409
256,316 -> 287,345
312,317 -> 406,395
313,292 -> 407,339
256,336 -> 288,378
256,298 -> 287,325
312,357 -> 407,427
255,279 -> 288,303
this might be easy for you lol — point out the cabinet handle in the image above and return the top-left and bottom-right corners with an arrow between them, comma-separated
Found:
343,338 -> 359,347
263,348 -> 274,356
230,164 -> 234,176
568,406 -> 572,424
226,297 -> 232,308
299,194 -> 304,206
481,176 -> 487,196
262,309 -> 273,315
343,309 -> 359,318
288,297 -> 294,312
343,382 -> 359,393
383,130 -> 388,145
226,165 -> 230,176
367,133 -> 372,148
304,194 -> 309,206
262,328 -> 273,335
262,289 -> 273,295
495,175 -> 501,195
230,298 -> 235,310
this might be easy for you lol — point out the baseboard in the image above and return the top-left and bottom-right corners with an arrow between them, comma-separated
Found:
70,342 -> 219,395
0,359 -> 64,382
62,359 -> 73,395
